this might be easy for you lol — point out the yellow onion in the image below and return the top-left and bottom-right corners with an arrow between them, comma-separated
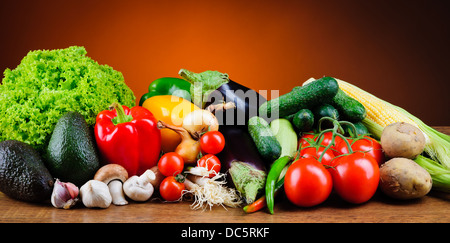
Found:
182,109 -> 219,139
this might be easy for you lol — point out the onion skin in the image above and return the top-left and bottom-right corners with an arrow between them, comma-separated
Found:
175,139 -> 200,165
157,121 -> 201,165
182,109 -> 219,139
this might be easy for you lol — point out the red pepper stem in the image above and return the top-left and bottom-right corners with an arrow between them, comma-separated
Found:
111,102 -> 133,126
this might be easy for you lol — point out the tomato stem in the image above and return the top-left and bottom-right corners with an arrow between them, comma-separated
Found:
316,117 -> 354,162
338,120 -> 358,138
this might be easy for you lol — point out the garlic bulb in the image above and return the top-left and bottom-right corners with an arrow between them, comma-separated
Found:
51,179 -> 79,209
79,180 -> 112,208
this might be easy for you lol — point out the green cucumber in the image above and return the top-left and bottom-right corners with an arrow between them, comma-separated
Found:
248,116 -> 282,162
292,109 -> 314,132
331,89 -> 366,122
314,104 -> 339,120
341,121 -> 369,137
259,77 -> 339,119
313,104 -> 339,128
270,118 -> 298,158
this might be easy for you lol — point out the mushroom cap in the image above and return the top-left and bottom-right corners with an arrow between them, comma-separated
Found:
94,164 -> 129,184
123,175 -> 154,201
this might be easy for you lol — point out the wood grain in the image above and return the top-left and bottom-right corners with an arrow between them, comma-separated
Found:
1,127 -> 449,223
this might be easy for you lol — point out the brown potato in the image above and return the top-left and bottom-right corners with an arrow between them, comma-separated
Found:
380,122 -> 426,159
379,158 -> 432,200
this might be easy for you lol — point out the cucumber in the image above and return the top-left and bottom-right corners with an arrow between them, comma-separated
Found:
269,118 -> 298,158
313,104 -> 339,128
331,89 -> 366,122
259,77 -> 339,119
292,109 -> 314,132
341,121 -> 369,137
248,116 -> 282,162
313,104 -> 339,121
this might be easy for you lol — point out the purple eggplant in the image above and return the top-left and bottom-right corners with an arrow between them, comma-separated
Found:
218,125 -> 267,204
206,80 -> 267,127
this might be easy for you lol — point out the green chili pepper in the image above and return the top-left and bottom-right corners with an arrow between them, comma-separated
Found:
139,77 -> 192,106
244,177 -> 285,214
265,156 -> 292,214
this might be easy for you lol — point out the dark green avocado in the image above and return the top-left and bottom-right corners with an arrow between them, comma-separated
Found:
45,111 -> 100,186
0,140 -> 54,202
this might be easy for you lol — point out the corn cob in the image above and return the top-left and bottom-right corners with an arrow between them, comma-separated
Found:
335,79 -> 417,129
335,78 -> 450,170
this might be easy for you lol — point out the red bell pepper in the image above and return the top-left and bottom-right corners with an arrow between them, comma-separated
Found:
94,103 -> 161,176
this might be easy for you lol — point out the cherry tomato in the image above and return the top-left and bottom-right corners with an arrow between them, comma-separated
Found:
335,136 -> 384,166
158,152 -> 185,177
298,132 -> 316,149
300,146 -> 335,166
159,175 -> 186,201
200,131 -> 225,155
329,152 -> 380,204
197,154 -> 221,178
284,158 -> 333,207
316,131 -> 344,150
298,131 -> 343,153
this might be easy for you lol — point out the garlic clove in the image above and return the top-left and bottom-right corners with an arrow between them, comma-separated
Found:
51,179 -> 79,209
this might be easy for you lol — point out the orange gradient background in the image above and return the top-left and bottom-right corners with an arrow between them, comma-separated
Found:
1,0 -> 449,125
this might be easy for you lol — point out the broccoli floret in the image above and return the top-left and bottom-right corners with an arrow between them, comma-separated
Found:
0,46 -> 136,152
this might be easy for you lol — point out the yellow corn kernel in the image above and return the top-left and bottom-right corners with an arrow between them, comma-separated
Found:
336,79 -> 418,128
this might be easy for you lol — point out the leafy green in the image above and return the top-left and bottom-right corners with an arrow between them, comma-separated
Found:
0,46 -> 136,152
178,69 -> 229,108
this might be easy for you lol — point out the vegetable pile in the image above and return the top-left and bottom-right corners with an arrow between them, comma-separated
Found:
1,46 -> 449,214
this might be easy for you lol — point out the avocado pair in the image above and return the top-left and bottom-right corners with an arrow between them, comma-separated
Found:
0,112 -> 99,203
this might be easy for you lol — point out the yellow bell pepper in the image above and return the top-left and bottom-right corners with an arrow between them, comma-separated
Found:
142,95 -> 200,152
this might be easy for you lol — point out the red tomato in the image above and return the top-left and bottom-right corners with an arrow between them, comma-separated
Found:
300,146 -> 335,166
299,131 -> 343,152
335,136 -> 384,166
284,158 -> 333,207
329,152 -> 380,204
298,132 -> 316,149
159,175 -> 186,202
316,131 -> 344,150
197,154 -> 221,178
200,131 -> 225,155
158,152 -> 185,177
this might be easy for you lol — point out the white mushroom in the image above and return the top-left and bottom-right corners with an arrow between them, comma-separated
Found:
79,180 -> 112,208
149,166 -> 165,189
123,169 -> 156,202
94,164 -> 129,206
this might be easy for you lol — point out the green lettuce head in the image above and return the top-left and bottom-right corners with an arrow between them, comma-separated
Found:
0,46 -> 136,152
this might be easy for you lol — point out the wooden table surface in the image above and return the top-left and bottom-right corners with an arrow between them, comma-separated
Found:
1,127 -> 449,223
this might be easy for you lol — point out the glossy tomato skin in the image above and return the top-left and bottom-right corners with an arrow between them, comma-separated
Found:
159,176 -> 186,202
200,131 -> 225,155
329,152 -> 380,204
284,158 -> 333,207
298,132 -> 315,149
335,136 -> 384,166
158,152 -> 184,177
300,147 -> 335,166
197,154 -> 221,178
318,131 -> 344,149
298,131 -> 343,153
